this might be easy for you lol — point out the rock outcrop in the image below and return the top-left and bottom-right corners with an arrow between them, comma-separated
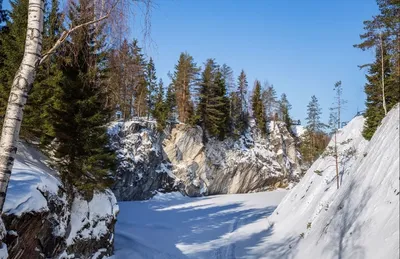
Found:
109,118 -> 304,201
1,142 -> 118,259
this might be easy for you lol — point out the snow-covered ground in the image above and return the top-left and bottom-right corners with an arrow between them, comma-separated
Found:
111,105 -> 399,259
111,190 -> 287,259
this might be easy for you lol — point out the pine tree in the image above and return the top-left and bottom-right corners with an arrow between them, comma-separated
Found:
355,0 -> 400,139
146,57 -> 157,118
361,43 -> 393,140
251,80 -> 267,135
170,52 -> 199,123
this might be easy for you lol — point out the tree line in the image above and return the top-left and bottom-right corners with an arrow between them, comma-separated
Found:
0,0 -> 300,197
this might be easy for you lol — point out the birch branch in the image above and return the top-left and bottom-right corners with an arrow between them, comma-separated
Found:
39,0 -> 120,66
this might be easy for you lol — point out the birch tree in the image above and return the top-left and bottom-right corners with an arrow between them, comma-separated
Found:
0,0 -> 151,212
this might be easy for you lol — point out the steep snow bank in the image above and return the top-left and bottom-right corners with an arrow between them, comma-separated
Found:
2,141 -> 118,258
252,105 -> 399,259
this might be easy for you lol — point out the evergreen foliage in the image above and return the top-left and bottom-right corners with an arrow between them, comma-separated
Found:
153,79 -> 168,131
355,0 -> 400,140
146,57 -> 157,118
170,52 -> 200,123
197,59 -> 228,139
279,93 -> 292,134
301,95 -> 328,164
251,80 -> 267,135
49,0 -> 115,195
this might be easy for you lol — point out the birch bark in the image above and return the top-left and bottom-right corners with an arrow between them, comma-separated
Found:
0,0 -> 44,211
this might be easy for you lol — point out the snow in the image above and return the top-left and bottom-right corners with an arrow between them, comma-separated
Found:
66,190 -> 119,245
255,105 -> 399,258
3,142 -> 61,216
111,190 -> 287,258
291,125 -> 306,138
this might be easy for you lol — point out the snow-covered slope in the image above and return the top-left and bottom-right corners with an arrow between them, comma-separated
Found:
252,105 -> 399,259
1,142 -> 119,259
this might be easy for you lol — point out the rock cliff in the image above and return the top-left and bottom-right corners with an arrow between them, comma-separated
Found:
109,118 -> 304,201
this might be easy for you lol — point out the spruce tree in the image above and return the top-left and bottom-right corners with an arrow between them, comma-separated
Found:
131,39 -> 147,118
165,82 -> 177,120
21,0 -> 64,144
234,70 -> 249,134
51,0 -> 115,195
279,93 -> 292,133
153,79 -> 168,131
0,0 -> 28,120
251,80 -> 267,135
301,95 -> 327,164
146,57 -> 157,119
262,84 -> 277,121
197,59 -> 227,139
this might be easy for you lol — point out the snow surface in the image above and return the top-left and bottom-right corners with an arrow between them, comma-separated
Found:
3,142 -> 61,216
291,125 -> 306,138
111,190 -> 287,258
67,190 -> 119,246
256,105 -> 399,259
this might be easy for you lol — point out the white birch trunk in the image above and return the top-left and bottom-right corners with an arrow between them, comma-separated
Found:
0,0 -> 44,212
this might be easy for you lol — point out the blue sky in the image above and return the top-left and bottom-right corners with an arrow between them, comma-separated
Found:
3,0 -> 379,125
138,0 -> 378,125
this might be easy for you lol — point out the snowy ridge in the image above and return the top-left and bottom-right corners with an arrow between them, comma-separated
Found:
253,105 -> 399,258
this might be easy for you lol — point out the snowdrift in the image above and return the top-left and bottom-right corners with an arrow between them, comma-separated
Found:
252,105 -> 399,259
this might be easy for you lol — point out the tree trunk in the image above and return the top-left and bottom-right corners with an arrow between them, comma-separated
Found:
380,33 -> 387,115
0,0 -> 44,212
334,131 -> 339,189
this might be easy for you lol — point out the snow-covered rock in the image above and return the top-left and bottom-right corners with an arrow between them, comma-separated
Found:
291,125 -> 306,138
109,118 -> 304,200
1,141 -> 118,259
108,120 -> 177,201
251,104 -> 399,259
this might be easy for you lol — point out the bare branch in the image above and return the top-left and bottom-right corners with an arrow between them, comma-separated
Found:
39,0 -> 120,66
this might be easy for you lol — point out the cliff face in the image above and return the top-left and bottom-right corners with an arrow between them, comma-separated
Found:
109,119 -> 304,201
1,142 -> 118,259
